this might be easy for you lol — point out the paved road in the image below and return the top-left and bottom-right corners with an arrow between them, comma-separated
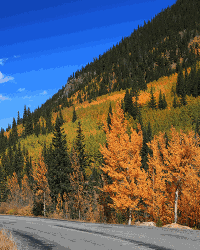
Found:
0,215 -> 200,249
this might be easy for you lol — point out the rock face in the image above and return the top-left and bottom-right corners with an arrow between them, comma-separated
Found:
134,221 -> 156,227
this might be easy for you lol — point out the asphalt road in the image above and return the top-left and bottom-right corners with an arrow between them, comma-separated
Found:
0,215 -> 200,250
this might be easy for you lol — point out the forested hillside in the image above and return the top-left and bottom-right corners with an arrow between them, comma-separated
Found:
1,0 -> 200,229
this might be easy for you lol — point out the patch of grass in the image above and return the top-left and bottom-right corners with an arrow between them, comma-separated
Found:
0,228 -> 18,249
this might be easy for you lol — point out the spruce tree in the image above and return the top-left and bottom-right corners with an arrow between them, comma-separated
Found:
162,93 -> 167,109
59,108 -> 64,126
107,102 -> 113,131
47,114 -> 72,206
72,106 -> 77,123
10,118 -> 18,145
173,93 -> 178,108
176,66 -> 184,97
17,111 -> 21,125
25,107 -> 33,136
13,142 -> 24,189
148,86 -> 157,109
158,90 -> 163,110
72,121 -> 87,182
23,105 -> 27,127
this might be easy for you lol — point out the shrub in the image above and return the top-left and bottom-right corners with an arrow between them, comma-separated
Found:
156,218 -> 163,227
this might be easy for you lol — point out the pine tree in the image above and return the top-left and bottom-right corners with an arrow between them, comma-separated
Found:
72,121 -> 87,182
158,90 -> 164,110
25,107 -> 33,136
107,102 -> 113,132
72,106 -> 77,123
17,111 -> 21,125
59,108 -> 64,126
148,86 -> 157,109
10,117 -> 18,145
22,105 -> 27,127
47,115 -> 72,206
176,66 -> 184,97
162,93 -> 167,109
172,93 -> 178,108
13,142 -> 24,189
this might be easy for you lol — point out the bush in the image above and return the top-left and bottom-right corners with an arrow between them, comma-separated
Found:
7,209 -> 18,215
32,200 -> 44,216
156,218 -> 163,227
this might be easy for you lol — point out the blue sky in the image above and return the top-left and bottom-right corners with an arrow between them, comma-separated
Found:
0,0 -> 177,131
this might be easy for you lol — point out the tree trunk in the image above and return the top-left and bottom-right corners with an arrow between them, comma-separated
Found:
128,207 -> 132,225
174,188 -> 178,223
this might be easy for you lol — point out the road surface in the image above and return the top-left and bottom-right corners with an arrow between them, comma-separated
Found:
0,215 -> 199,249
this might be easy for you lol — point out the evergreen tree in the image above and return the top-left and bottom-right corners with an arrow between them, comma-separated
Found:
148,86 -> 157,109
47,114 -> 72,206
158,90 -> 164,110
23,155 -> 34,190
17,111 -> 21,125
25,107 -> 33,136
45,110 -> 53,133
13,142 -> 24,189
71,121 -> 87,182
22,105 -> 27,127
172,93 -> 178,108
176,65 -> 184,97
10,118 -> 18,145
72,106 -> 77,123
107,102 -> 113,131
162,93 -> 167,109
59,108 -> 64,126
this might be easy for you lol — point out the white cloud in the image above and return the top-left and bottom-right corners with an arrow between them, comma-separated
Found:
0,71 -> 14,84
18,88 -> 25,92
0,58 -> 8,66
40,90 -> 47,95
13,55 -> 20,58
0,94 -> 11,101
22,95 -> 32,99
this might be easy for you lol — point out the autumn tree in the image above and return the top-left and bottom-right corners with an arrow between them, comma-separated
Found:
146,126 -> 200,225
20,174 -> 34,208
97,101 -> 151,225
68,147 -> 86,220
7,172 -> 22,208
32,153 -> 52,217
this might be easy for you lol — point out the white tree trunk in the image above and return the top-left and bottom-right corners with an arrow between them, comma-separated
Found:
174,188 -> 178,223
128,207 -> 132,225
44,191 -> 46,217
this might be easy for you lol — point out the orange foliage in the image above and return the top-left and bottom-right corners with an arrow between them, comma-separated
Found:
147,126 -> 200,225
98,101 -> 150,224
32,153 -> 52,206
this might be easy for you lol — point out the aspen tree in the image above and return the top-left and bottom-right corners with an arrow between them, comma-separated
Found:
98,101 -> 151,225
32,153 -> 52,216
147,126 -> 200,225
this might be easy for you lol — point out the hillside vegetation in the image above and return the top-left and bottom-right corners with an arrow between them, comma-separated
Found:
1,0 -> 200,229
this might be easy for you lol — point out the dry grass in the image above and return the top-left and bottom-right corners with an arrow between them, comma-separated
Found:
0,228 -> 18,250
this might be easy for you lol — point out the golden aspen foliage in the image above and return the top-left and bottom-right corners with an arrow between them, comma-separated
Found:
7,172 -> 22,207
147,126 -> 200,225
56,193 -> 63,217
21,174 -> 34,207
32,153 -> 52,207
98,101 -> 151,223
145,133 -> 175,225
68,147 -> 86,220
